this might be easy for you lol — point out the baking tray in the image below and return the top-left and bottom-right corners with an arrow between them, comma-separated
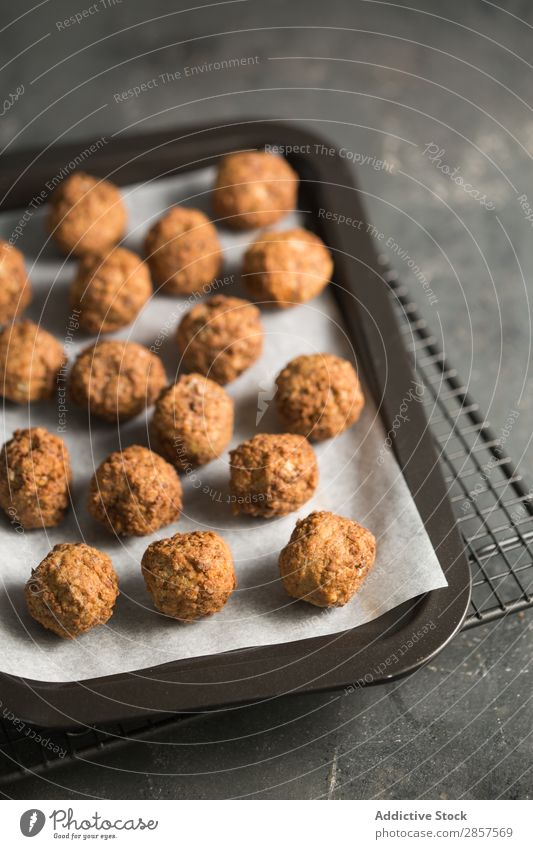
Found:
2,268 -> 532,785
0,121 -> 471,728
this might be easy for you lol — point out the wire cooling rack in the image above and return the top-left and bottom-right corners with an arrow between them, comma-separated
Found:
385,269 -> 533,628
1,275 -> 532,787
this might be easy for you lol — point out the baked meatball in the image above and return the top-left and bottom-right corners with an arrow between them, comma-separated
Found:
275,353 -> 364,441
48,172 -> 127,257
213,151 -> 298,229
229,433 -> 318,518
25,543 -> 119,638
0,320 -> 65,404
0,240 -> 31,325
70,247 -> 152,334
69,340 -> 166,422
176,294 -> 263,385
142,531 -> 236,621
242,228 -> 333,308
0,428 -> 71,529
151,373 -> 233,470
279,511 -> 376,608
88,445 -> 182,537
144,207 -> 222,295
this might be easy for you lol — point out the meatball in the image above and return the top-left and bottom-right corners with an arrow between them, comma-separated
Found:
0,320 -> 65,404
213,151 -> 298,230
0,240 -> 31,325
88,445 -> 182,537
176,294 -> 263,384
242,228 -> 333,308
142,531 -> 236,621
70,247 -> 152,334
229,433 -> 318,518
275,353 -> 364,442
48,172 -> 127,257
279,511 -> 376,608
144,207 -> 222,295
69,340 -> 166,422
0,428 -> 71,529
151,373 -> 233,470
25,543 -> 119,638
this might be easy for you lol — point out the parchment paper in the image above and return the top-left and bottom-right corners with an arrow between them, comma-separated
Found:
0,168 -> 446,683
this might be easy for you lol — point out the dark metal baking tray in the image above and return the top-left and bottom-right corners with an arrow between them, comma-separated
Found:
0,121 -> 471,728
3,269 -> 533,786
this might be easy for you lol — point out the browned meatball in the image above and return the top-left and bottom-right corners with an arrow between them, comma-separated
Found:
0,320 -> 66,404
150,373 -> 233,470
88,445 -> 182,537
0,428 -> 71,529
25,543 -> 119,638
69,340 -> 166,422
70,247 -> 152,333
213,152 -> 298,229
242,228 -> 333,308
229,433 -> 318,518
144,207 -> 222,295
279,511 -> 376,608
142,531 -> 236,621
275,353 -> 364,442
0,240 -> 31,325
176,295 -> 263,385
48,172 -> 127,257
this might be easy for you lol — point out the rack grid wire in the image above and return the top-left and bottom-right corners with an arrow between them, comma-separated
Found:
1,276 -> 532,788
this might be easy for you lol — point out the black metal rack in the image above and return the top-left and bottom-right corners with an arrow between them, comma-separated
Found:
385,269 -> 533,628
1,274 -> 532,788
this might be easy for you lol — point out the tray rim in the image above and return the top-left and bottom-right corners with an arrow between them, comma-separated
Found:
0,120 -> 471,728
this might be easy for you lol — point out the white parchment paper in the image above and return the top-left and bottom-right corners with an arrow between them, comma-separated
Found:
0,168 -> 446,683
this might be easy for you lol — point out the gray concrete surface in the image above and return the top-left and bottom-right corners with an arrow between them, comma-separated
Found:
0,0 -> 531,799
